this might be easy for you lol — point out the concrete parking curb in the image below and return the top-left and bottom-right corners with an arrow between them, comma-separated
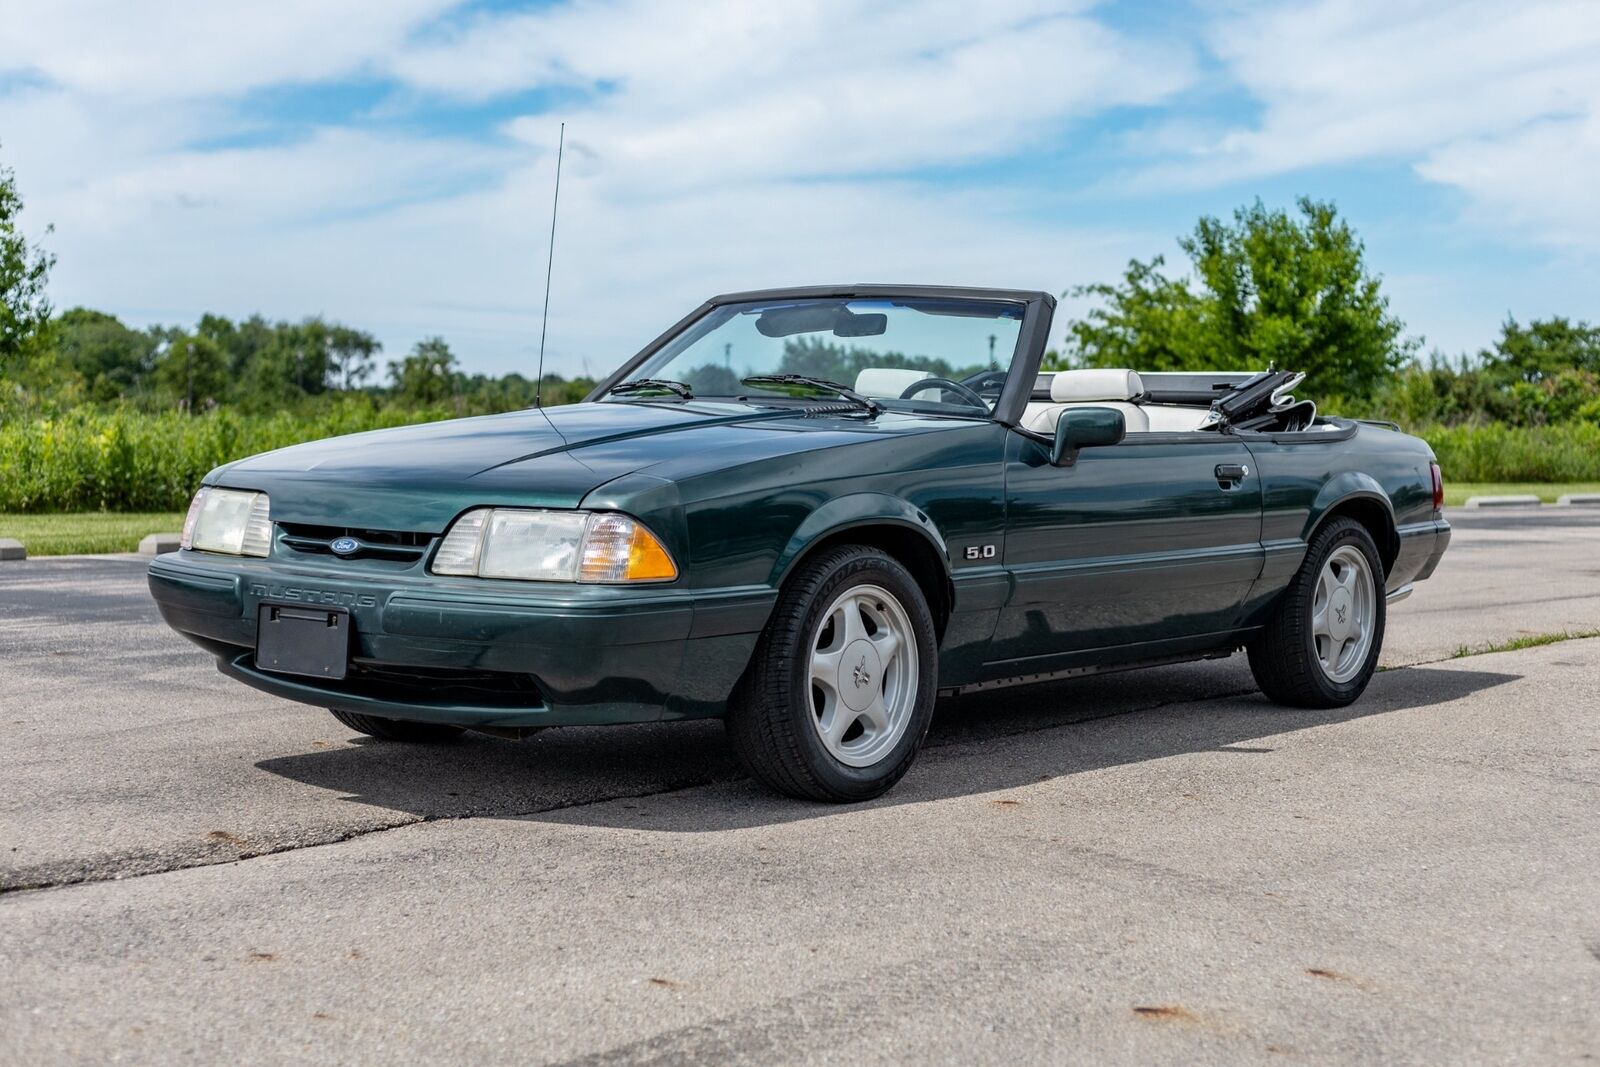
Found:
1558,493 -> 1600,507
1463,495 -> 1543,508
0,538 -> 25,561
139,533 -> 183,556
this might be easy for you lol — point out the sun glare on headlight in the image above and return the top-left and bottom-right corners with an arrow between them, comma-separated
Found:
181,488 -> 272,557
431,508 -> 677,583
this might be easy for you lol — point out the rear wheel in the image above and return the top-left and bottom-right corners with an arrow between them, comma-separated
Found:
727,545 -> 938,802
1248,517 -> 1385,708
328,709 -> 465,743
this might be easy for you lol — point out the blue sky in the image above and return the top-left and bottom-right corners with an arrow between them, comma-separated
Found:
1,0 -> 1596,379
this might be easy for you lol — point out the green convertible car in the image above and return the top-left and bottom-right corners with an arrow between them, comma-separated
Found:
150,285 -> 1450,801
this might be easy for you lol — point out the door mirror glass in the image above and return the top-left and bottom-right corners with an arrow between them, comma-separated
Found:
1052,406 -> 1125,466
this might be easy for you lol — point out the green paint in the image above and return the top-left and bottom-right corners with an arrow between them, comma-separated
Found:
147,288 -> 1452,730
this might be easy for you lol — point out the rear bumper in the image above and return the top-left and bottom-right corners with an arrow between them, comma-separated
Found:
148,551 -> 773,728
1392,516 -> 1451,591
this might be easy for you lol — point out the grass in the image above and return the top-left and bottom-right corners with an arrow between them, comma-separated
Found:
1452,629 -> 1600,659
1444,481 -> 1600,506
0,512 -> 186,556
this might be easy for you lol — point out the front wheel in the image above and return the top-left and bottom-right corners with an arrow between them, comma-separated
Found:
1248,517 -> 1385,708
727,546 -> 938,802
328,709 -> 465,743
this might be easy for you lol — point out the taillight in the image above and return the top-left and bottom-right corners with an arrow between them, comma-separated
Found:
1430,462 -> 1444,511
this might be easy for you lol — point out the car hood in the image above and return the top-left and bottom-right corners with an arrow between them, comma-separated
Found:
213,401 -> 886,531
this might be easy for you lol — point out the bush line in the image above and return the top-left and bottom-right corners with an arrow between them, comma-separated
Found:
3,408 -> 1599,513
0,404 -> 455,513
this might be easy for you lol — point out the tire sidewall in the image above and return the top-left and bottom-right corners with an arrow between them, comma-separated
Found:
1300,523 -> 1387,703
781,552 -> 938,798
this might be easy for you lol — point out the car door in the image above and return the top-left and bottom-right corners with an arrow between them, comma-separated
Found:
987,426 -> 1264,674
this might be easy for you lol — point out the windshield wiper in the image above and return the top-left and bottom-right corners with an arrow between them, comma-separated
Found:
609,378 -> 695,399
740,374 -> 882,415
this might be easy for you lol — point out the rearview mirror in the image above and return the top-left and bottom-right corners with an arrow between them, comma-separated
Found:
832,311 -> 887,337
753,304 -> 887,338
1052,407 -> 1125,466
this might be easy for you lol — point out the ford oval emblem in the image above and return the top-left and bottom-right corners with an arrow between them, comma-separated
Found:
329,536 -> 360,557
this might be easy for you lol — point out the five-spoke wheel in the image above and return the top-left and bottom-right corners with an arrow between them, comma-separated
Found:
807,584 -> 919,768
1309,545 -> 1376,683
1248,517 -> 1386,708
727,545 -> 938,802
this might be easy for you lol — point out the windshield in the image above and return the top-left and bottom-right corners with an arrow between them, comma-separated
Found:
605,296 -> 1027,416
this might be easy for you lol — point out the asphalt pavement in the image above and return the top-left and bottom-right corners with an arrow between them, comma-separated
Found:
2,507 -> 1597,1064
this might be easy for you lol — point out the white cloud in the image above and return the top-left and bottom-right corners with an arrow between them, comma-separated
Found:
0,0 -> 1193,375
10,0 -> 1589,378
1418,110 -> 1600,248
403,0 -> 1193,187
0,0 -> 452,100
1136,0 -> 1600,252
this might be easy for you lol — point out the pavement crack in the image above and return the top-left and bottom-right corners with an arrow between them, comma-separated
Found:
0,773 -> 739,898
3,645 -> 1544,899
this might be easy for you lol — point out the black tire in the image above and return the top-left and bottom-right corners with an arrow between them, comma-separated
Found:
1248,517 -> 1386,708
328,709 -> 465,743
726,545 -> 939,802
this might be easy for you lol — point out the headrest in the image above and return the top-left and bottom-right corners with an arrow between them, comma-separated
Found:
1049,368 -> 1144,403
854,367 -> 930,397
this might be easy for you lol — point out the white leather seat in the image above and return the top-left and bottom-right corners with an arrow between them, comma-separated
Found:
1024,369 -> 1149,434
1138,404 -> 1209,433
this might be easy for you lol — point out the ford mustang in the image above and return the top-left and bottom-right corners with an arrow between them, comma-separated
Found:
149,285 -> 1451,801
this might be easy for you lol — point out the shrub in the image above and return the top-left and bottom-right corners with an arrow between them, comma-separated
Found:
0,403 -> 454,512
1421,422 -> 1600,482
6,403 -> 1599,514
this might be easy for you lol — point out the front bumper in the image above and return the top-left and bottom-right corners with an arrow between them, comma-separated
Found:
148,550 -> 773,728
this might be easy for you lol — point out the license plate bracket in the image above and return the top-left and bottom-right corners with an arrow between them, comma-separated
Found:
256,604 -> 351,680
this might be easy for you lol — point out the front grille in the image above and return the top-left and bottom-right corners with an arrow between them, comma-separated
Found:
239,655 -> 547,710
342,662 -> 545,708
277,522 -> 433,562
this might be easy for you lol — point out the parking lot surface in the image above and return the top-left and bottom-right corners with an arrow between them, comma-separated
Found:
3,508 -> 1598,1064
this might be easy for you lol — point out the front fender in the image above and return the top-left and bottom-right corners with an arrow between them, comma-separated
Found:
770,492 -> 951,587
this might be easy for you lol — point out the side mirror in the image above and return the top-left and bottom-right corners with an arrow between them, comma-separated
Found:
1052,406 -> 1125,466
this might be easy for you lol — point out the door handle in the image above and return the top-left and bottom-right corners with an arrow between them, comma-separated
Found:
1215,462 -> 1249,486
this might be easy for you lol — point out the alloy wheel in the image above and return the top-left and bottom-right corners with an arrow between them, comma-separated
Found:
806,584 -> 919,768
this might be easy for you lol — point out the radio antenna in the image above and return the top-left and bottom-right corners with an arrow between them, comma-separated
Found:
534,122 -> 565,407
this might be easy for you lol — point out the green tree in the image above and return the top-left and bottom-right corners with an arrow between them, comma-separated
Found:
1481,316 -> 1600,383
54,307 -> 159,401
777,337 -> 952,384
0,151 -> 55,376
239,317 -> 335,407
151,332 -> 229,410
203,313 -> 276,385
389,336 -> 458,406
1063,198 -> 1416,399
327,324 -> 380,391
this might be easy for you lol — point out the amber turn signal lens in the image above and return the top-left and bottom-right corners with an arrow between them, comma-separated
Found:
577,513 -> 678,583
625,523 -> 678,581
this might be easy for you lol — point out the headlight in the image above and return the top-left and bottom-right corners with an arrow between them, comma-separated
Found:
180,487 -> 272,557
431,508 -> 677,583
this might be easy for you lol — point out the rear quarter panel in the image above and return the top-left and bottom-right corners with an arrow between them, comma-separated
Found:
1239,421 -> 1441,627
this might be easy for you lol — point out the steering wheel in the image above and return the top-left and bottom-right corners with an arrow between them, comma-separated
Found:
959,369 -> 1009,395
899,377 -> 989,409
